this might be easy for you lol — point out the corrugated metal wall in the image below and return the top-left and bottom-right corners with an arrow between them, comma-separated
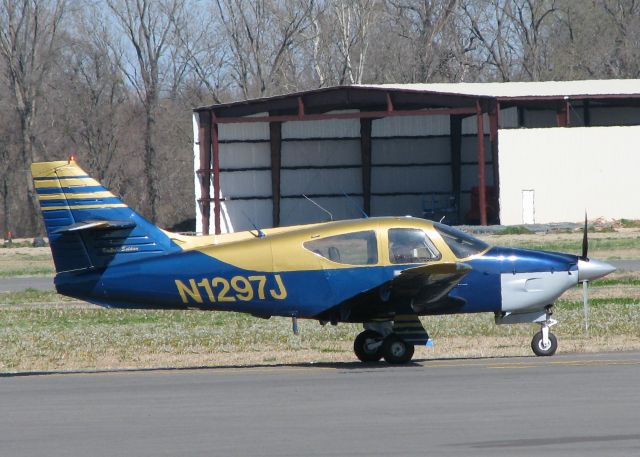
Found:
194,111 -> 494,233
370,114 -> 492,221
279,117 -> 362,226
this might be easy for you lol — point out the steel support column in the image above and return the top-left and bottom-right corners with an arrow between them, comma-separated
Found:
270,122 -> 282,227
360,118 -> 372,216
583,100 -> 591,126
556,100 -> 570,127
197,111 -> 212,235
489,101 -> 500,224
449,115 -> 462,223
211,116 -> 221,235
476,100 -> 487,226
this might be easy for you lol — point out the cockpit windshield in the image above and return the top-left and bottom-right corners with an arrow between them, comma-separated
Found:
433,223 -> 489,259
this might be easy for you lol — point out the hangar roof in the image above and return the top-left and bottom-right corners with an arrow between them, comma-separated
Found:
195,79 -> 640,119
362,79 -> 640,99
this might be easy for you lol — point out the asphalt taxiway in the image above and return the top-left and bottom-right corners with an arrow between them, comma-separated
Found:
2,351 -> 640,457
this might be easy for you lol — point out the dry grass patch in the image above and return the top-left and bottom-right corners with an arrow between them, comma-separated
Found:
2,302 -> 640,373
0,246 -> 55,276
479,227 -> 640,259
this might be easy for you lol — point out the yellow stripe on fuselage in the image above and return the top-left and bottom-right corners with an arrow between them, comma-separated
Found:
40,203 -> 127,211
37,191 -> 115,200
34,177 -> 102,188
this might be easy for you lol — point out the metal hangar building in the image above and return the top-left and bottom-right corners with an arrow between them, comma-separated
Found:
193,79 -> 640,234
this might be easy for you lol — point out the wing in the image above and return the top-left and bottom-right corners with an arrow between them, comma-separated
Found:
315,262 -> 472,323
391,262 -> 472,313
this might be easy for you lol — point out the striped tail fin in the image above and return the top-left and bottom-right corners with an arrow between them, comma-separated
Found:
31,160 -> 180,273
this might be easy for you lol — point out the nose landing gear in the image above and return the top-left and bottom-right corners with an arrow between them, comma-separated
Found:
495,307 -> 559,357
531,311 -> 558,356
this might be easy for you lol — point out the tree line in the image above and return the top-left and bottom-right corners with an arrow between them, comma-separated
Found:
1,0 -> 638,237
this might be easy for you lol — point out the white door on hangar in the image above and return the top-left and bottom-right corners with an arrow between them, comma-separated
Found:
522,189 -> 535,224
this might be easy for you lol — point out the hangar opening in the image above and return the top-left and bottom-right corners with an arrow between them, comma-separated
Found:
193,80 -> 640,234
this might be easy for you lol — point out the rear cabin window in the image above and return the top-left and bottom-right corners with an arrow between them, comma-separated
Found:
434,223 -> 488,258
388,228 -> 441,264
304,231 -> 378,265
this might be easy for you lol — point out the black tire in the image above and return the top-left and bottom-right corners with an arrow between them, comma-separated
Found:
531,331 -> 558,356
354,330 -> 384,362
381,334 -> 415,364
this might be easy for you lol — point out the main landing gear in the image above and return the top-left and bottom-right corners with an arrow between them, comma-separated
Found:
353,323 -> 415,364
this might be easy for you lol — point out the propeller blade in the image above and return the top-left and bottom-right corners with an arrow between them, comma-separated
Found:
581,213 -> 589,260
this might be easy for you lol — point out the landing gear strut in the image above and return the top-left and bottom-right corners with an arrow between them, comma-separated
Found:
354,322 -> 415,364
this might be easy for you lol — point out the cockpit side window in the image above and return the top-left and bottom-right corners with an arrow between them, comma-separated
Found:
433,223 -> 489,258
304,230 -> 378,265
388,228 -> 441,264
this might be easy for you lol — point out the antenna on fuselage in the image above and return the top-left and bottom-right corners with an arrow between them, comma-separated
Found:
303,194 -> 333,221
343,192 -> 368,218
240,209 -> 266,238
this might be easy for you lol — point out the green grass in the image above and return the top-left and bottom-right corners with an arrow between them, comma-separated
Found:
495,226 -> 534,235
620,219 -> 640,228
496,225 -> 534,235
0,266 -> 55,277
497,236 -> 640,252
1,241 -> 40,248
590,278 -> 640,287
1,301 -> 640,372
0,307 -> 357,371
0,289 -> 71,305
557,297 -> 640,309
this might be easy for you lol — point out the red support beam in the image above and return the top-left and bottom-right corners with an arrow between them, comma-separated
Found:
556,100 -> 570,127
449,115 -> 462,224
270,122 -> 282,227
212,106 -> 477,124
197,111 -> 212,235
360,118 -> 372,216
488,101 -> 500,224
476,100 -> 487,226
211,116 -> 221,235
385,92 -> 394,113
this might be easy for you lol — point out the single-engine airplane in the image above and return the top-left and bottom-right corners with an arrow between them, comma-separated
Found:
32,159 -> 616,364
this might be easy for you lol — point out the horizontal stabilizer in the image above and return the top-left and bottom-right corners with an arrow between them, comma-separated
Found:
54,220 -> 136,234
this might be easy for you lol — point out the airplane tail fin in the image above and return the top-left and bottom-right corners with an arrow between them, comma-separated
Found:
31,160 -> 180,273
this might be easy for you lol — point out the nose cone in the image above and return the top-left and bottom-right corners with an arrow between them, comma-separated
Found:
578,259 -> 616,282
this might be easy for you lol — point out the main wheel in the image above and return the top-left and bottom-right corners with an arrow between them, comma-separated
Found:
381,334 -> 415,364
354,330 -> 384,362
531,331 -> 558,356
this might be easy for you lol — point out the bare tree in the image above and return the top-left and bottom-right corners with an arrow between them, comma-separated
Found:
333,0 -> 379,84
55,6 -> 128,190
174,2 -> 231,104
461,0 -> 559,81
106,0 -> 187,221
215,0 -> 316,98
382,0 -> 474,82
0,0 -> 66,232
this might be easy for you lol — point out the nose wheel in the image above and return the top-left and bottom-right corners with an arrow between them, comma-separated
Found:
531,331 -> 557,356
531,313 -> 558,356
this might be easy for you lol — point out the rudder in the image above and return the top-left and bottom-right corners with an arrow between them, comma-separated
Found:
31,160 -> 179,273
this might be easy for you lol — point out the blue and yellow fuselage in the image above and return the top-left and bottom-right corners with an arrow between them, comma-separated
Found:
33,160 -> 584,323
